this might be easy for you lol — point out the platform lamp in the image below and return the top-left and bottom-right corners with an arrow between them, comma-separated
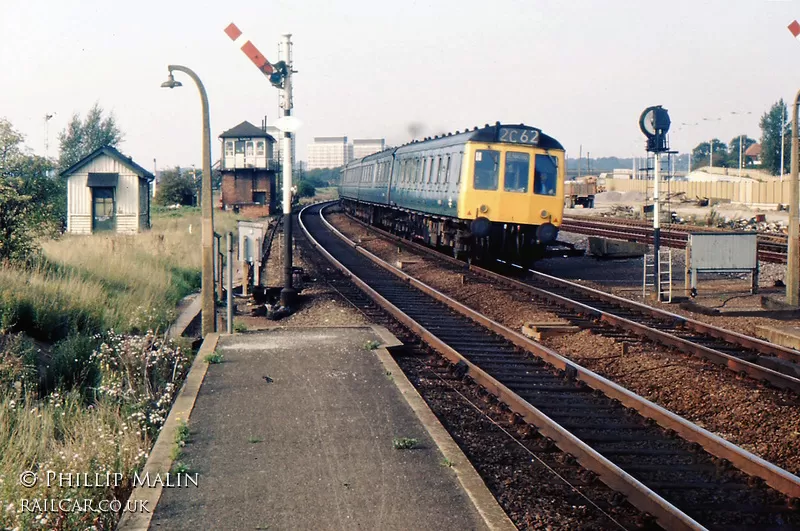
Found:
161,66 -> 217,335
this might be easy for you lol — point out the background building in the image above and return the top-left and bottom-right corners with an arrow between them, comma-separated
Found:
352,138 -> 386,159
307,137 -> 351,170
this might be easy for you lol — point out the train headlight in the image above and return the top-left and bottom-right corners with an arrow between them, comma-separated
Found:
479,204 -> 489,214
540,209 -> 549,219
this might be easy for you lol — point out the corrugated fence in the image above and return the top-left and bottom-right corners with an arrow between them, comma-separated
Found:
605,178 -> 798,207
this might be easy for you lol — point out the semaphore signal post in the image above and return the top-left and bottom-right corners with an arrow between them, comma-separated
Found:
224,23 -> 297,307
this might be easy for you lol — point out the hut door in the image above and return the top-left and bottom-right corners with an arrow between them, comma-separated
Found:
92,187 -> 116,232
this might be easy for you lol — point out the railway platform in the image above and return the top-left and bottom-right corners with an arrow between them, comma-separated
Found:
140,326 -> 511,531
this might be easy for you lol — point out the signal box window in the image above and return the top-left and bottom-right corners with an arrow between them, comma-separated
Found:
225,141 -> 234,156
474,150 -> 499,190
534,154 -> 558,196
256,141 -> 265,156
235,141 -> 245,154
246,142 -> 254,157
504,152 -> 530,193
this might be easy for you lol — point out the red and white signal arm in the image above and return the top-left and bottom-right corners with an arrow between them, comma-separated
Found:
789,20 -> 800,40
224,22 -> 274,75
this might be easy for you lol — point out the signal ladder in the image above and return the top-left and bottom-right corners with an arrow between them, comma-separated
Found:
643,249 -> 673,302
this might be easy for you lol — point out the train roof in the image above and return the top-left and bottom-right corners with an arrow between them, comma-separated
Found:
395,122 -> 563,154
343,122 -> 563,168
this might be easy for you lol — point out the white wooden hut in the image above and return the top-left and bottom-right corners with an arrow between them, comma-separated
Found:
61,146 -> 154,234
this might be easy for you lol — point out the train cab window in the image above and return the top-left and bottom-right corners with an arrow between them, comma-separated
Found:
473,150 -> 499,190
534,154 -> 558,196
503,152 -> 530,193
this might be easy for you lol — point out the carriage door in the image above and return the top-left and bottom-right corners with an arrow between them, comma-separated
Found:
92,187 -> 116,232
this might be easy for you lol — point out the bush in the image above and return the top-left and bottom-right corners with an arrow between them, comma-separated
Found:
40,335 -> 101,397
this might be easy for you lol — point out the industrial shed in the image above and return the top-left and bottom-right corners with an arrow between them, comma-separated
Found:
61,146 -> 154,234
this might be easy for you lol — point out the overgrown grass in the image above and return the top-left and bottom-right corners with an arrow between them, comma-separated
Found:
0,206 -> 239,529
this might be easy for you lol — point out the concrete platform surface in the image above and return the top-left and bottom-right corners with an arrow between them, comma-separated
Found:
149,327 -> 490,531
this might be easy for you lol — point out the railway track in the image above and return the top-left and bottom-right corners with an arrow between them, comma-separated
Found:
299,202 -> 800,531
560,217 -> 789,263
338,208 -> 800,394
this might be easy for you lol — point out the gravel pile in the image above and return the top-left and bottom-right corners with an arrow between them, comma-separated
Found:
329,213 -> 800,475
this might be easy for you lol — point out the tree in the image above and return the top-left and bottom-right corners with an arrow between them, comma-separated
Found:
156,167 -> 196,206
0,118 -> 25,173
0,119 -> 60,261
759,100 -> 790,176
727,135 -> 757,168
57,103 -> 124,170
296,180 -> 316,198
691,139 -> 729,169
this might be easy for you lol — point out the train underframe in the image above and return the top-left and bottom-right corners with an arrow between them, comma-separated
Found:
341,199 -> 558,266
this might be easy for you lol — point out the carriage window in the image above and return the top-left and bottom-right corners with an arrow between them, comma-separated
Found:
444,156 -> 451,184
504,152 -> 530,193
434,157 -> 442,184
473,150 -> 499,190
534,154 -> 558,196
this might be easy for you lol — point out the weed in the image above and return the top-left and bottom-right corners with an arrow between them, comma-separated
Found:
175,419 -> 190,446
248,435 -> 263,444
441,457 -> 454,467
392,437 -> 419,450
384,370 -> 393,382
205,351 -> 224,364
172,461 -> 190,474
233,321 -> 248,332
365,340 -> 381,350
170,445 -> 183,461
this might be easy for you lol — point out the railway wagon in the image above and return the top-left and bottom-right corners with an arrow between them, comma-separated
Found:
339,122 -> 566,264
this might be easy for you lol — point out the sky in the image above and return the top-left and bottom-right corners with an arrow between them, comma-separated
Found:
2,0 -> 800,170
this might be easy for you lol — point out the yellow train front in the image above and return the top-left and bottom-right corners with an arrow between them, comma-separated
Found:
340,122 -> 565,265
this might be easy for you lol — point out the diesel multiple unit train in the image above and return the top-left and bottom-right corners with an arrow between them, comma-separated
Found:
339,122 -> 565,264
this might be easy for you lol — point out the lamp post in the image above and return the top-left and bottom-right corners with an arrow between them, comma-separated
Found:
730,111 -> 752,179
161,66 -> 216,335
679,122 -> 699,174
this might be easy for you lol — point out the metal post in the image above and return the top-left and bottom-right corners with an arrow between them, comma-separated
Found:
709,139 -> 713,168
653,152 -> 661,301
166,65 -> 216,335
227,232 -> 233,334
787,89 -> 800,306
280,33 -> 296,307
739,134 -> 743,179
